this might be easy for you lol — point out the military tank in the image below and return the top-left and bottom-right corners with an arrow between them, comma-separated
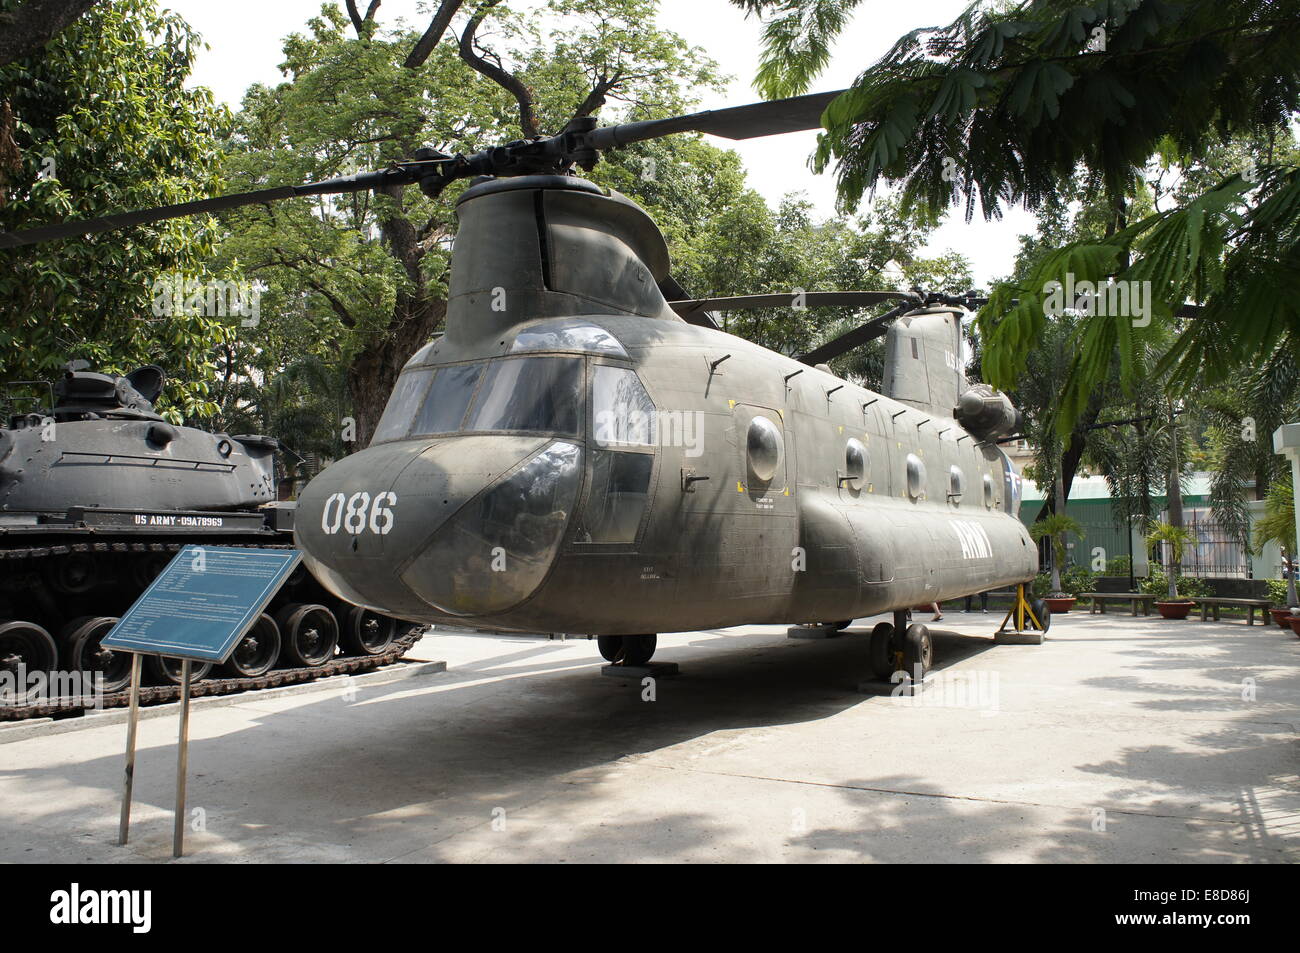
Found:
0,361 -> 421,716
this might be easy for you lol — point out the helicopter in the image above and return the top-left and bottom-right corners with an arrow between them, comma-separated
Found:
0,89 -> 1041,682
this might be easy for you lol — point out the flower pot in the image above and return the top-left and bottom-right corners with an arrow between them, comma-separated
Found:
1270,608 -> 1292,629
1155,601 -> 1194,620
1287,616 -> 1300,637
1044,596 -> 1076,613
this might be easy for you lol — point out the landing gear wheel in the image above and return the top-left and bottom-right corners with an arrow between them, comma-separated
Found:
219,613 -> 281,678
596,635 -> 623,662
0,620 -> 58,702
901,623 -> 933,681
1030,598 -> 1051,632
869,622 -> 895,680
146,655 -> 211,686
66,616 -> 131,693
621,634 -> 657,666
340,605 -> 396,656
276,603 -> 339,668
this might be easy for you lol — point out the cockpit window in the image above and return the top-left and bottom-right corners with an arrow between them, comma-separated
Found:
371,356 -> 585,443
411,363 -> 483,436
510,319 -> 628,357
467,357 -> 582,436
371,369 -> 432,444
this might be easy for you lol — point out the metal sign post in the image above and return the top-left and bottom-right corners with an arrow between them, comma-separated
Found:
107,545 -> 303,858
118,653 -> 143,845
174,659 -> 192,858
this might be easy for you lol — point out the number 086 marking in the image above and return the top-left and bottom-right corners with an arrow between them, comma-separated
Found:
321,491 -> 396,535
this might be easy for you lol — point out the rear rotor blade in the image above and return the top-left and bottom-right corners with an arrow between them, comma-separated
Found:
798,302 -> 919,366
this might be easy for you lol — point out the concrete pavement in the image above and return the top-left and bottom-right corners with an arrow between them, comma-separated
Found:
1,609 -> 1296,863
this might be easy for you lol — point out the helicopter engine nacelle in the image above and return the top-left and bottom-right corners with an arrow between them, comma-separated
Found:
953,384 -> 1021,441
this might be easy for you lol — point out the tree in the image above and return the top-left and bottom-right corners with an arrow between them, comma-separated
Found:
1145,520 -> 1196,600
1029,513 -> 1084,595
1253,472 -> 1299,605
734,0 -> 1300,435
0,0 -> 232,419
215,0 -> 724,447
0,0 -> 100,68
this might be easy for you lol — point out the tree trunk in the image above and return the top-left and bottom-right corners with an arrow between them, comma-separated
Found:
1051,456 -> 1067,593
348,298 -> 446,448
1166,398 -> 1185,599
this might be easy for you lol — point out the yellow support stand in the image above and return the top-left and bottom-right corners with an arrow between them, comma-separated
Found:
994,584 -> 1048,644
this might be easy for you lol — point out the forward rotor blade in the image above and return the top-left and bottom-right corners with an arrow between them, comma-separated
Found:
0,168 -> 418,250
591,89 -> 845,150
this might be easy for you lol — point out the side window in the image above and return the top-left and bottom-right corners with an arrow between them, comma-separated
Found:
411,363 -> 483,436
371,369 -> 433,444
578,450 -> 654,543
592,364 -> 655,447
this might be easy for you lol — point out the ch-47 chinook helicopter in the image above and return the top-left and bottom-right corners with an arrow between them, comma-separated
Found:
1,89 -> 1043,683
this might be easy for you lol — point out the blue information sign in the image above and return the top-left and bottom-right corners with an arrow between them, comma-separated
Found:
103,546 -> 302,663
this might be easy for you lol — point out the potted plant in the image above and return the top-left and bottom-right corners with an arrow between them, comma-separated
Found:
1144,521 -> 1198,619
1029,514 -> 1085,612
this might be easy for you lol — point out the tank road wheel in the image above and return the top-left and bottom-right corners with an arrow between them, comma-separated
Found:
66,616 -> 132,693
596,635 -> 623,662
0,621 -> 58,701
44,554 -> 98,594
621,634 -> 657,667
1030,598 -> 1052,632
902,623 -> 933,682
869,622 -> 895,680
219,613 -> 281,678
276,603 -> 339,668
146,655 -> 212,686
340,605 -> 397,656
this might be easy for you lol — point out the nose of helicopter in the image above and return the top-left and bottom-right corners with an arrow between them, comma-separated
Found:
295,435 -> 583,620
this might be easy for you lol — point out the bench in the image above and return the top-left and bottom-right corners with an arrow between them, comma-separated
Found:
1082,592 -> 1156,616
1192,596 -> 1273,625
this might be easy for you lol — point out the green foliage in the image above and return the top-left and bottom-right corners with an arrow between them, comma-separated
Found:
1030,572 -> 1052,598
1029,512 -> 1084,567
1145,520 -> 1196,566
1139,571 -> 1209,600
741,0 -> 1300,437
738,0 -> 868,100
1253,471 -> 1297,557
1264,578 -> 1290,606
1104,554 -> 1131,576
1144,520 -> 1198,599
1061,565 -> 1097,596
0,0 -> 233,420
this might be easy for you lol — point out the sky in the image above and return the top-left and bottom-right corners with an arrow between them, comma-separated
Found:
169,0 -> 1039,286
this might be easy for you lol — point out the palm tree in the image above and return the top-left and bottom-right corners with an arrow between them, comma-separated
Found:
1145,521 -> 1198,601
1030,514 -> 1084,596
1253,474 -> 1299,606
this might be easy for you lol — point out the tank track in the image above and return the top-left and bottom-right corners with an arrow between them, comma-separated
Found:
0,539 -> 424,721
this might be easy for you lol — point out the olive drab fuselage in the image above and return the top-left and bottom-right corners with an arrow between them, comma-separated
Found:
295,175 -> 1038,635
